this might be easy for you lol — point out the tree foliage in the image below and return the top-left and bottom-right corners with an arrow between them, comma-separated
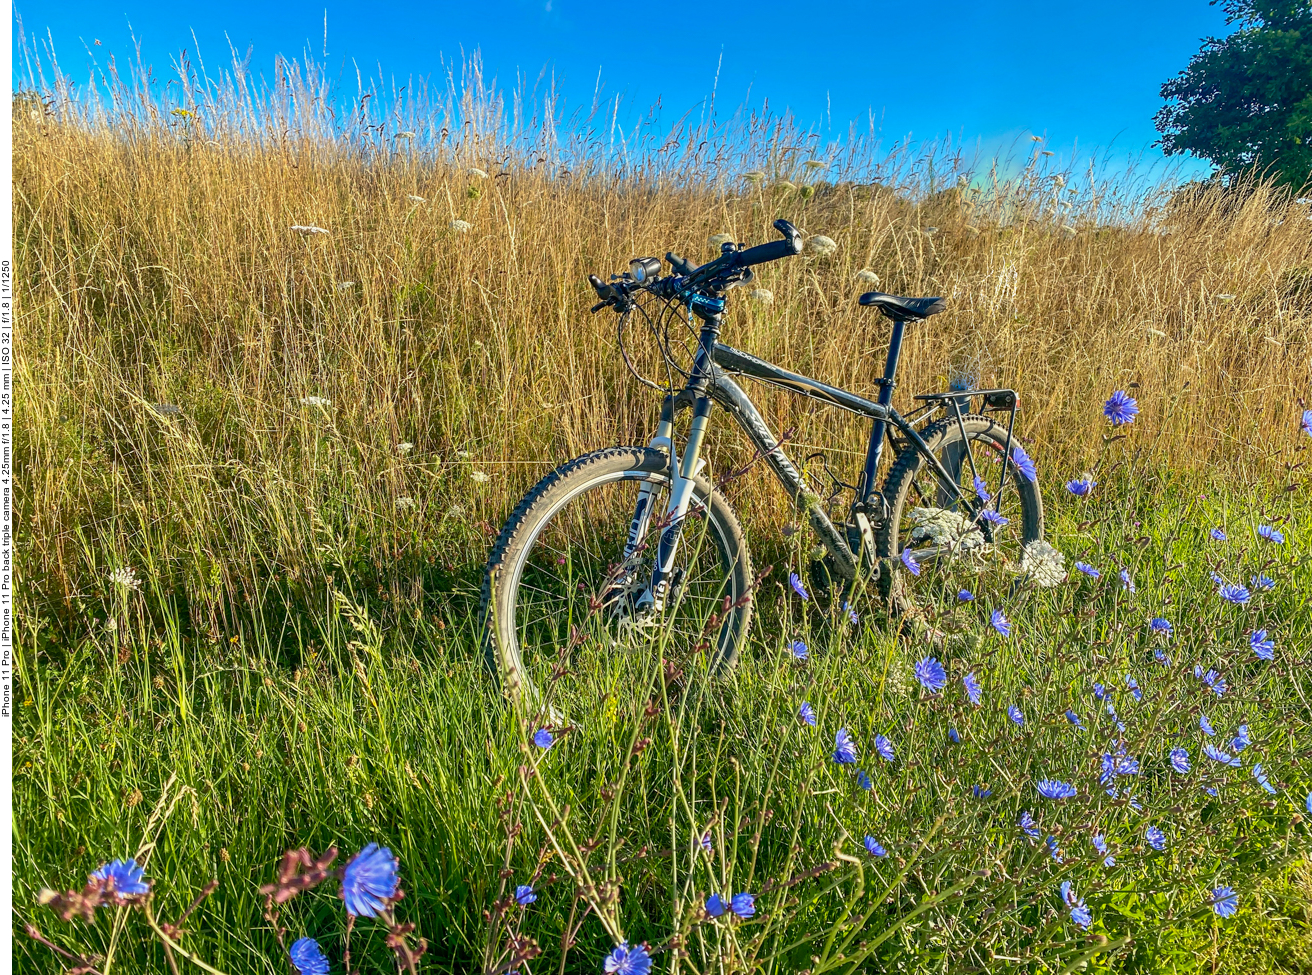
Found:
1155,1 -> 1312,188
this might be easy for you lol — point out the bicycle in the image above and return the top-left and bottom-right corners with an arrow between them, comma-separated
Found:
481,219 -> 1044,705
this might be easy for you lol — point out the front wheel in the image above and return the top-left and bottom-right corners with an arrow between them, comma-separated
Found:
876,414 -> 1044,608
481,447 -> 753,709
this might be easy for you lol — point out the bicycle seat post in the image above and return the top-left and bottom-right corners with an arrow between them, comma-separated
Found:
857,317 -> 907,501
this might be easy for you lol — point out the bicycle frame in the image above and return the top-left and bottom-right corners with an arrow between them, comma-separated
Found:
624,309 -> 991,610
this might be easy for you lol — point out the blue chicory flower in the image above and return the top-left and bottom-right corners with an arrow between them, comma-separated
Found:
341,843 -> 400,918
875,734 -> 896,761
1061,881 -> 1092,929
973,785 -> 992,798
788,639 -> 809,660
1103,390 -> 1139,426
980,508 -> 1010,526
799,701 -> 817,726
973,475 -> 992,502
705,893 -> 727,918
516,884 -> 537,906
1218,583 -> 1251,605
1036,779 -> 1077,799
1092,834 -> 1115,867
863,836 -> 887,857
1200,713 -> 1216,735
789,572 -> 809,600
1011,444 -> 1038,482
1120,568 -> 1135,593
963,672 -> 983,706
534,729 -> 554,749
1251,630 -> 1274,660
1231,725 -> 1251,752
1203,742 -> 1242,767
1145,826 -> 1167,851
1075,561 -> 1100,579
1170,748 -> 1190,773
1250,574 -> 1275,591
915,656 -> 947,692
1209,527 -> 1227,541
1211,886 -> 1239,918
1252,763 -> 1276,794
289,938 -> 330,975
949,727 -> 961,743
900,547 -> 921,578
1007,705 -> 1024,726
957,589 -> 975,601
1019,811 -> 1040,839
91,859 -> 150,899
1257,525 -> 1284,544
730,893 -> 755,918
857,769 -> 872,791
1066,477 -> 1095,497
603,942 -> 652,975
1065,710 -> 1084,729
833,728 -> 857,764
1150,617 -> 1172,636
990,610 -> 1012,637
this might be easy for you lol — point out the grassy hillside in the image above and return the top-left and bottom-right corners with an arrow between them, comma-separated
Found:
12,57 -> 1312,974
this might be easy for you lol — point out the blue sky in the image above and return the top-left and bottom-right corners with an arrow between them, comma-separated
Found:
15,0 -> 1230,177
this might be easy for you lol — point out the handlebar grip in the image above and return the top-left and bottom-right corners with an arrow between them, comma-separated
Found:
735,237 -> 801,268
666,252 -> 699,277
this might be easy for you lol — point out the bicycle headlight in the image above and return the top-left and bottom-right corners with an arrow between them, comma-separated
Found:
629,257 -> 661,283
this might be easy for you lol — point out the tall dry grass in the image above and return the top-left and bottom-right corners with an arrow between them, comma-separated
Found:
13,52 -> 1312,642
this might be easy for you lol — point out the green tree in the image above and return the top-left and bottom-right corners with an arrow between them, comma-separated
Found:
1155,1 -> 1312,189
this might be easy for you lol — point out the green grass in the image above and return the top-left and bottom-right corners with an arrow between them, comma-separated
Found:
14,462 -> 1312,974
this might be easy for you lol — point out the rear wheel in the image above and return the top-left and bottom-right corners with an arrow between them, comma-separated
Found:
482,447 -> 753,710
876,415 -> 1043,609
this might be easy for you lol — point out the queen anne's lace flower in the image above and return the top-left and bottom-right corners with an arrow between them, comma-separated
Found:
805,235 -> 837,256
908,507 -> 988,552
1019,540 -> 1067,587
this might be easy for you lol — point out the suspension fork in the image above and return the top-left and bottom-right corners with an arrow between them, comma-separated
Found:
630,323 -> 721,611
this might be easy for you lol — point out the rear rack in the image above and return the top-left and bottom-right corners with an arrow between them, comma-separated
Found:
914,388 -> 1019,411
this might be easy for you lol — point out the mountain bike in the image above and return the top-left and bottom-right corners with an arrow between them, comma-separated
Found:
482,219 -> 1043,704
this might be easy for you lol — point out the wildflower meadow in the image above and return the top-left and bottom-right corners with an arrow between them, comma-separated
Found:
12,45 -> 1312,975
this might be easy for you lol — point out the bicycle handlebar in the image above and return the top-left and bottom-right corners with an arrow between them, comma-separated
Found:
590,218 -> 803,313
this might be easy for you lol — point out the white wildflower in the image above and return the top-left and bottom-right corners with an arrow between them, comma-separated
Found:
743,171 -> 766,182
446,504 -> 467,520
394,496 -> 416,509
709,233 -> 735,249
1216,293 -> 1236,302
449,219 -> 473,233
804,159 -> 826,170
774,180 -> 797,191
748,288 -> 774,304
466,167 -> 489,179
856,269 -> 880,285
300,396 -> 332,408
470,470 -> 490,483
1020,540 -> 1067,588
455,449 -> 472,459
395,131 -> 416,140
407,195 -> 426,204
337,281 -> 355,292
151,403 -> 182,416
1053,175 -> 1066,187
397,442 -> 414,455
291,225 -> 329,236
110,567 -> 142,592
805,235 -> 837,257
908,507 -> 987,552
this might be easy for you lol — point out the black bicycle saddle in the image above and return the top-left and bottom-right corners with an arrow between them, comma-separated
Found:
858,292 -> 946,322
